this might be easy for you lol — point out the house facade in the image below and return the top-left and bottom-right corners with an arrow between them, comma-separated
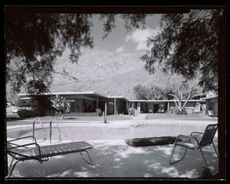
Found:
128,99 -> 206,115
18,92 -> 127,116
18,91 -> 208,116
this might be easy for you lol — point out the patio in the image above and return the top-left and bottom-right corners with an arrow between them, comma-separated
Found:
6,114 -> 219,179
6,140 -> 219,178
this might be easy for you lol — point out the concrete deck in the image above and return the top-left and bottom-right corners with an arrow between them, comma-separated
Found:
6,114 -> 219,179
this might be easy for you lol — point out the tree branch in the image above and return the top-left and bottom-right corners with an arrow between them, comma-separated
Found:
169,93 -> 182,111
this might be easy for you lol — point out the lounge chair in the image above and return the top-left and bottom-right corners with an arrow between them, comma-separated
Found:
169,123 -> 218,168
7,136 -> 94,177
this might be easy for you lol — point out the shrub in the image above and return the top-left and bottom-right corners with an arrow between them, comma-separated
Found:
176,108 -> 188,115
17,108 -> 36,119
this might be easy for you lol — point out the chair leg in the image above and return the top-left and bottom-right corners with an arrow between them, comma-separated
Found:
169,144 -> 188,165
80,150 -> 94,165
169,143 -> 177,164
200,148 -> 209,168
9,157 -> 15,172
8,159 -> 21,177
212,141 -> 219,157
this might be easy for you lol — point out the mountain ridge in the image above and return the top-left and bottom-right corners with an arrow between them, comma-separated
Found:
50,49 -> 177,99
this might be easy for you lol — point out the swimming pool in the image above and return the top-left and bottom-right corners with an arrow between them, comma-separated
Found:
20,121 -> 216,141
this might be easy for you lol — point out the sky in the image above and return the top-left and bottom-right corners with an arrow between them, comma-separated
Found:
89,14 -> 162,54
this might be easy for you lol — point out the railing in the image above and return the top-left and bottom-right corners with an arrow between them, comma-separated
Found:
32,117 -> 46,141
32,116 -> 62,143
49,116 -> 62,143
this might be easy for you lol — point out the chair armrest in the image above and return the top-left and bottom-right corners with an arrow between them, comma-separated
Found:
190,132 -> 203,136
175,134 -> 190,143
189,135 -> 200,146
8,142 -> 42,159
8,142 -> 40,149
177,134 -> 190,139
7,136 -> 37,143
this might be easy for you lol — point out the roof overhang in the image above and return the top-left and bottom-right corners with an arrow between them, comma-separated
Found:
18,91 -> 108,99
202,96 -> 218,100
129,99 -> 206,103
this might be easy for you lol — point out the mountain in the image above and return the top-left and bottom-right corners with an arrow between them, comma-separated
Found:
50,49 -> 178,99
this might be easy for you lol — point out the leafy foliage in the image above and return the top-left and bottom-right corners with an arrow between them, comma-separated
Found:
133,77 -> 202,113
141,10 -> 223,92
51,95 -> 68,114
165,81 -> 201,113
100,10 -> 222,92
99,14 -> 146,38
133,84 -> 166,100
6,10 -> 222,96
6,11 -> 93,93
31,95 -> 53,116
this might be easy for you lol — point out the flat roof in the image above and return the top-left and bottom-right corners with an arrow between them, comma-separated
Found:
129,99 -> 205,103
18,91 -> 207,102
18,92 -> 128,100
202,96 -> 218,100
107,96 -> 126,99
18,91 -> 108,99
19,91 -> 96,96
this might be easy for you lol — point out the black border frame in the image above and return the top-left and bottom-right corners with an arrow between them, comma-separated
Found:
2,1 -> 228,182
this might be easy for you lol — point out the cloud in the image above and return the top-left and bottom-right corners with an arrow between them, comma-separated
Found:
125,27 -> 161,51
115,46 -> 125,53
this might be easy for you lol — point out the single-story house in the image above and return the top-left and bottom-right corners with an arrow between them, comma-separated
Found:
128,99 -> 206,115
18,92 -> 127,116
18,91 -> 208,116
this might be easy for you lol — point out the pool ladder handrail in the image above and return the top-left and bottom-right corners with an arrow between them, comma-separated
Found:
32,116 -> 62,143
49,116 -> 62,143
32,117 -> 46,141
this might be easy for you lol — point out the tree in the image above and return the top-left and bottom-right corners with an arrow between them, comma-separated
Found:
6,10 -> 93,94
51,95 -> 67,119
133,84 -> 166,100
31,95 -> 53,116
99,10 -> 223,92
5,12 -> 145,94
133,84 -> 150,100
133,74 -> 203,114
6,10 -> 223,94
165,80 -> 202,114
141,9 -> 223,92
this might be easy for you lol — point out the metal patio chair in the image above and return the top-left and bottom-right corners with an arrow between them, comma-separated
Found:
7,136 -> 94,177
169,123 -> 218,168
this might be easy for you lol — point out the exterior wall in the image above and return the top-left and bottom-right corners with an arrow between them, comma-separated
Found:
140,103 -> 148,113
18,93 -> 208,116
59,95 -> 98,113
206,97 -> 218,116
116,100 -> 127,114
107,102 -> 114,115
107,99 -> 128,115
167,101 -> 206,114
147,103 -> 154,113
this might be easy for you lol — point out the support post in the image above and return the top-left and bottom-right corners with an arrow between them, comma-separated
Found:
96,95 -> 99,109
50,120 -> 52,144
104,102 -> 107,123
32,119 -> 36,142
167,101 -> 170,113
114,98 -> 117,115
